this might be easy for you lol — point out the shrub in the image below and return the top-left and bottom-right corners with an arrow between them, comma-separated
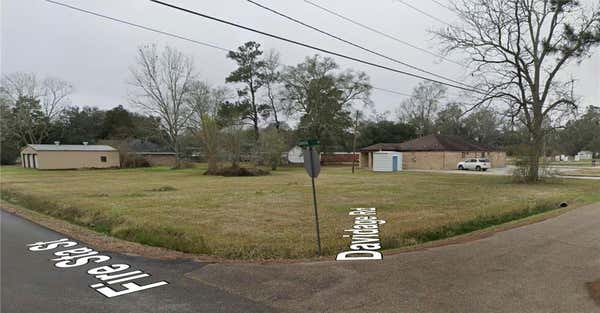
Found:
204,165 -> 270,177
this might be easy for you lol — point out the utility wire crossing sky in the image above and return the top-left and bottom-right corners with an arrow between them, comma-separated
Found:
2,0 -> 597,114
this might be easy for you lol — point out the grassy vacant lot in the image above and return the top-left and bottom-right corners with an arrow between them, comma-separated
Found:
1,165 -> 599,259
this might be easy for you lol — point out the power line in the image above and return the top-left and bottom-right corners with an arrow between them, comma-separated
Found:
393,0 -> 452,27
302,0 -> 464,67
44,0 -> 229,52
42,0 -> 414,99
429,0 -> 454,12
149,0 -> 483,94
372,87 -> 412,97
245,0 -> 473,89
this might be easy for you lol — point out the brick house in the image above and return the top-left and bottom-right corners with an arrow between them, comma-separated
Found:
359,134 -> 506,170
134,152 -> 177,167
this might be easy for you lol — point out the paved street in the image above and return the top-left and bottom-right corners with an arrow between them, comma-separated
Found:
189,202 -> 600,313
3,203 -> 600,313
0,210 -> 274,313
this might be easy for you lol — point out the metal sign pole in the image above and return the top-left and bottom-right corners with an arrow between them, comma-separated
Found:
309,146 -> 322,256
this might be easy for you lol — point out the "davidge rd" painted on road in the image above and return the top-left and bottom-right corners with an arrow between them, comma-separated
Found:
336,208 -> 386,261
27,238 -> 168,298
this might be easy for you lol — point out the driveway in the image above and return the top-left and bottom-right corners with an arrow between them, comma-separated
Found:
188,202 -> 600,313
407,165 -> 600,180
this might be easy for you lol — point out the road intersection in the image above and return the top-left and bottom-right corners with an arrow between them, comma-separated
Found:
1,210 -> 274,313
3,202 -> 600,312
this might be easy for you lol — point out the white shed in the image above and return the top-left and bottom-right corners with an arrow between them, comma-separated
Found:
372,151 -> 402,172
287,146 -> 304,164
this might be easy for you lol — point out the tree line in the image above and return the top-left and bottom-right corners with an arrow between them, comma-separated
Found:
2,24 -> 599,176
124,42 -> 372,171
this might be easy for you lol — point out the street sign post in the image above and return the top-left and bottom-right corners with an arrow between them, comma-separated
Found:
303,148 -> 320,178
298,139 -> 320,147
299,139 -> 322,256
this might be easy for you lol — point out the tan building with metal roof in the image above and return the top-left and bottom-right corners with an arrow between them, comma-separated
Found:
360,134 -> 506,170
20,143 -> 120,169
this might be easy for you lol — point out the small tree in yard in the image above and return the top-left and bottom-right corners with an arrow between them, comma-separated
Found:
436,0 -> 600,182
129,45 -> 195,168
261,49 -> 284,131
259,127 -> 287,170
217,102 -> 247,168
187,81 -> 229,174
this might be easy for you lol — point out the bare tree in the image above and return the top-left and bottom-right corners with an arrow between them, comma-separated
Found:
436,0 -> 600,181
129,45 -> 195,168
1,72 -> 72,118
397,81 -> 447,137
261,49 -> 283,131
0,72 -> 40,102
187,81 -> 230,173
40,77 -> 73,121
0,72 -> 72,144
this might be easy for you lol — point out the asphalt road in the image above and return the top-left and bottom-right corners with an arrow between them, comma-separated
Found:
190,202 -> 600,313
0,210 -> 275,313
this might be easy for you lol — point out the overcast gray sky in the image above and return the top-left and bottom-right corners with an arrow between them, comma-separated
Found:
2,0 -> 599,121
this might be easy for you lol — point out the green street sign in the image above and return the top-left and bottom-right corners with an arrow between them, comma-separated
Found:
298,139 -> 320,147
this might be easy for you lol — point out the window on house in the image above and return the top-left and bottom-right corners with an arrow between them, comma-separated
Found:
100,156 -> 107,162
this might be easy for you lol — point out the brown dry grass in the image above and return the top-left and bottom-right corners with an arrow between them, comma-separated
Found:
1,165 -> 598,259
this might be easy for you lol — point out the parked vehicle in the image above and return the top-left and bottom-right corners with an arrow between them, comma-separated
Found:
457,158 -> 490,171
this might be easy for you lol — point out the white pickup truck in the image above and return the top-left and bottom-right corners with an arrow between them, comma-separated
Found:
457,158 -> 490,171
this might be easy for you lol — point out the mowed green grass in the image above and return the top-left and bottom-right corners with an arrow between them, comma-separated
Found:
1,165 -> 599,259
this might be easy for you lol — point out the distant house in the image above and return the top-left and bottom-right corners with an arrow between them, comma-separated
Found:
554,154 -> 572,162
20,143 -> 119,169
320,152 -> 359,165
574,150 -> 594,161
360,134 -> 506,170
134,151 -> 177,167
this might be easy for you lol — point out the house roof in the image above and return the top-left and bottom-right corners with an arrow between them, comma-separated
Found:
360,134 -> 494,152
26,144 -> 117,152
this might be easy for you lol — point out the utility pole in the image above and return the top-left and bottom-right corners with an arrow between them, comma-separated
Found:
351,110 -> 359,173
